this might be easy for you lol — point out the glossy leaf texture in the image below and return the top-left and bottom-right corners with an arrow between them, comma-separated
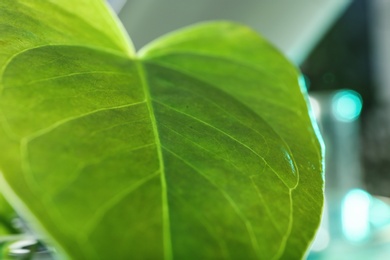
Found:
0,0 -> 324,259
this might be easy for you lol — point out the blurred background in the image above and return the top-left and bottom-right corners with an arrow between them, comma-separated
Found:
110,0 -> 390,259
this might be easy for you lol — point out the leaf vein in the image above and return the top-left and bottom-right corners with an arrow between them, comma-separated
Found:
154,100 -> 289,187
43,143 -> 157,198
148,60 -> 300,115
170,191 -> 231,259
5,71 -> 132,88
82,171 -> 160,239
162,146 -> 262,259
23,101 -> 146,143
153,82 -> 271,157
249,174 -> 284,233
160,123 -> 247,176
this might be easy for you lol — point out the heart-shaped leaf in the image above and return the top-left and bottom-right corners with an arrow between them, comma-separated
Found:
0,1 -> 324,259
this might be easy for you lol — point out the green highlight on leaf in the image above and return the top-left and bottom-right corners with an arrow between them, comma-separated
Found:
0,0 -> 324,259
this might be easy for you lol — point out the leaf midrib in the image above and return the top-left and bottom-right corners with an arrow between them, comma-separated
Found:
135,61 -> 172,260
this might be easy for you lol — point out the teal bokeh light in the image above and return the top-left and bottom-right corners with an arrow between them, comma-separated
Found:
332,90 -> 362,122
342,189 -> 371,242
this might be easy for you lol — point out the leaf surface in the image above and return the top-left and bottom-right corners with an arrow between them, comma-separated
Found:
0,1 -> 324,259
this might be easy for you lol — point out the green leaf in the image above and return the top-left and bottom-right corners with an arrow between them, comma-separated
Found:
0,193 -> 17,236
0,1 -> 324,259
